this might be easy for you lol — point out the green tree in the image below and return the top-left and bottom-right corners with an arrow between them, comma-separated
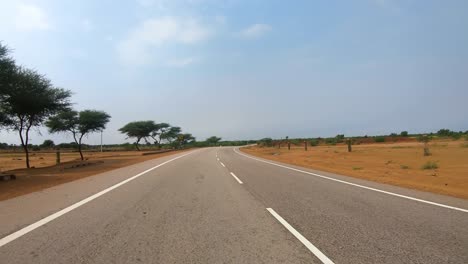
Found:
206,136 -> 222,145
400,131 -> 408,137
437,129 -> 452,137
150,122 -> 170,147
0,67 -> 71,168
176,133 -> 195,148
47,109 -> 111,160
119,121 -> 157,151
41,139 -> 55,148
161,126 -> 181,144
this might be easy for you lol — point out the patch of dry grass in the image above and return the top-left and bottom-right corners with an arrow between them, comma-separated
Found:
242,140 -> 468,199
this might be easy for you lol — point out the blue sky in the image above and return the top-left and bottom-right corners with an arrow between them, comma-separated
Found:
1,0 -> 467,145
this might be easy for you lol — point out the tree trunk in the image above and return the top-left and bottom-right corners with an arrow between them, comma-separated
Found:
19,132 -> 30,168
135,138 -> 141,151
25,122 -> 32,168
78,134 -> 84,160
72,132 -> 84,160
17,116 -> 30,168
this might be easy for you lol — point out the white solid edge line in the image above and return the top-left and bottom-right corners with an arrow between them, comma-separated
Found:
0,150 -> 198,248
235,148 -> 468,213
220,162 -> 226,167
230,172 -> 243,184
267,208 -> 334,264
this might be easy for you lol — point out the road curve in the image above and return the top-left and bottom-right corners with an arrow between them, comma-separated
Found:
0,147 -> 467,263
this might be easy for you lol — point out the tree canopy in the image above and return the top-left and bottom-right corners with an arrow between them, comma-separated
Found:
119,121 -> 157,150
206,136 -> 222,145
161,126 -> 181,143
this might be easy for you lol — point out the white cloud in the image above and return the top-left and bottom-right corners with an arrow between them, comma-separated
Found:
167,57 -> 197,67
239,23 -> 271,38
117,16 -> 211,65
14,3 -> 50,31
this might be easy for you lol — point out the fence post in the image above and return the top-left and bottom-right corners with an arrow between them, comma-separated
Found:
304,140 -> 308,151
288,142 -> 291,150
347,139 -> 352,152
56,151 -> 61,165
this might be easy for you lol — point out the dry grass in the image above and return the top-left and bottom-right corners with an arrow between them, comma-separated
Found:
242,140 -> 468,199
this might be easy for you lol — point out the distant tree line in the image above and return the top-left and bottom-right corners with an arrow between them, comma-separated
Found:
258,129 -> 468,147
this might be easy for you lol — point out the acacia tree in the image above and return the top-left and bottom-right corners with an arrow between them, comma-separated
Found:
161,126 -> 181,144
206,136 -> 221,145
119,121 -> 157,151
176,133 -> 195,148
150,122 -> 170,148
47,109 -> 111,160
0,67 -> 71,168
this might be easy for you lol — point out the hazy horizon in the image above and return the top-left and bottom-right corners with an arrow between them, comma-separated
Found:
1,0 -> 467,145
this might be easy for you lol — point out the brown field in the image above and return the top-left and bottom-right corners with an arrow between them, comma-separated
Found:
242,140 -> 468,199
0,149 -> 189,201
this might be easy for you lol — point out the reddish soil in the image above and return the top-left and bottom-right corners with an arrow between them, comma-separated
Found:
242,140 -> 468,199
0,150 -> 189,201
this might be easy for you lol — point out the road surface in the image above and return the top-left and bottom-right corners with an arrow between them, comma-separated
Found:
0,147 -> 467,263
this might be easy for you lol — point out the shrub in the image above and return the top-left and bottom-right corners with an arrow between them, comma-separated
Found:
421,161 -> 438,170
325,138 -> 336,145
418,135 -> 432,156
400,131 -> 409,137
32,146 -> 41,151
352,166 -> 363,170
374,136 -> 385,143
258,138 -> 273,147
400,165 -> 409,169
310,139 -> 319,146
335,134 -> 345,143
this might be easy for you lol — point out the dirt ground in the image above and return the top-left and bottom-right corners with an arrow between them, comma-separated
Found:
242,140 -> 468,199
0,150 -> 189,201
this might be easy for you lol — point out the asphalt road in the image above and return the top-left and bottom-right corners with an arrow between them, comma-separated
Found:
0,147 -> 467,263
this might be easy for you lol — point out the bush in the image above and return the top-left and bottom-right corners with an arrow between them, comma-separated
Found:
310,139 -> 319,146
400,131 -> 408,137
421,161 -> 438,170
325,138 -> 337,145
400,165 -> 409,169
374,136 -> 385,143
32,146 -> 41,151
258,138 -> 273,147
335,134 -> 345,143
